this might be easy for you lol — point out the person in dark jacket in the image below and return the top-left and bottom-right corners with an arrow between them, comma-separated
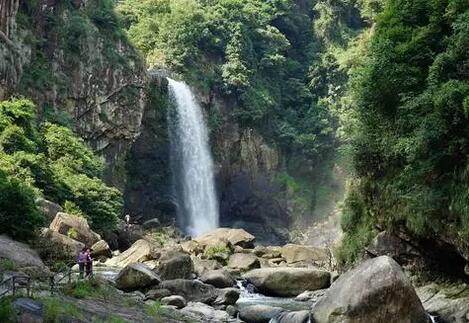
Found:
85,248 -> 93,278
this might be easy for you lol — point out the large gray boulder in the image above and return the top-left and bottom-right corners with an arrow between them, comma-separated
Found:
91,240 -> 112,259
214,288 -> 240,305
157,250 -> 193,280
228,253 -> 260,271
106,239 -> 154,267
0,235 -> 49,276
49,212 -> 101,246
160,279 -> 239,305
272,311 -> 311,323
40,228 -> 85,258
36,198 -> 63,224
366,231 -> 420,264
280,244 -> 329,266
161,295 -> 187,309
417,283 -> 469,323
160,279 -> 218,304
243,267 -> 330,297
180,302 -> 232,322
239,305 -> 284,323
312,256 -> 429,323
115,263 -> 161,291
200,269 -> 236,288
195,228 -> 255,249
192,256 -> 222,276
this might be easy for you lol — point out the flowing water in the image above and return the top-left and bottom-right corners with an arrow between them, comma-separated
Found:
236,280 -> 312,312
167,78 -> 219,237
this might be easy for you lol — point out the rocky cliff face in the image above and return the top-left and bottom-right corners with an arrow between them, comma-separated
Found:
0,0 -> 147,187
201,93 -> 290,244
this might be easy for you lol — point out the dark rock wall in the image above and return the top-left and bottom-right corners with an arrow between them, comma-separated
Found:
0,0 -> 147,188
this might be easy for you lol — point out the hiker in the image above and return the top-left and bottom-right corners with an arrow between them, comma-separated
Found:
77,247 -> 88,279
124,214 -> 131,230
85,248 -> 93,278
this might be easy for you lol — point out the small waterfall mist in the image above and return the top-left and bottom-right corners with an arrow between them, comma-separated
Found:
167,78 -> 219,237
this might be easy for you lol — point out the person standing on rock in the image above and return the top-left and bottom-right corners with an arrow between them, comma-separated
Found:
125,214 -> 131,231
85,247 -> 93,278
77,247 -> 88,279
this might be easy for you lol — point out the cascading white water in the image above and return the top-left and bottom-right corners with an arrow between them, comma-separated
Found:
167,78 -> 219,237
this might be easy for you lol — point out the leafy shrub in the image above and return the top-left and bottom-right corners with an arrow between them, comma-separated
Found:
0,259 -> 16,272
0,170 -> 45,241
63,201 -> 86,218
67,228 -> 79,240
145,300 -> 163,317
0,297 -> 17,323
0,99 -> 122,237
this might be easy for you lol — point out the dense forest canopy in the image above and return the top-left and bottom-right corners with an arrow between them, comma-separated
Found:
116,0 -> 341,166
340,0 -> 469,263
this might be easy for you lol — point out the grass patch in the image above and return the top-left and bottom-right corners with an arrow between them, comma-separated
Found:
204,244 -> 233,264
95,316 -> 128,323
0,259 -> 16,273
152,231 -> 170,247
41,297 -> 82,322
63,279 -> 115,300
0,296 -> 17,323
145,300 -> 164,317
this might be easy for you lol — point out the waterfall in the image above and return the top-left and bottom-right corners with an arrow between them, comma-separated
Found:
167,78 -> 219,237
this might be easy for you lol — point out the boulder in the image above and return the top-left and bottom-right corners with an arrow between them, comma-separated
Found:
180,302 -> 232,322
40,228 -> 85,258
312,256 -> 429,323
195,228 -> 255,249
214,288 -> 240,305
160,279 -> 218,304
366,231 -> 420,264
106,239 -> 154,267
142,218 -> 161,229
192,256 -> 222,276
0,235 -> 49,276
417,283 -> 469,323
91,240 -> 112,259
115,263 -> 161,291
50,212 -> 101,246
280,244 -> 329,265
36,198 -> 63,224
295,289 -> 326,303
181,240 -> 203,255
272,311 -> 311,323
243,267 -> 330,297
157,250 -> 193,280
161,295 -> 187,309
145,288 -> 172,300
14,298 -> 44,323
160,279 -> 237,306
200,269 -> 236,288
239,305 -> 284,323
226,305 -> 238,317
228,253 -> 260,271
203,240 -> 233,263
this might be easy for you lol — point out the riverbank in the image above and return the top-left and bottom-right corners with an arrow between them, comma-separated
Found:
1,214 -> 468,322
